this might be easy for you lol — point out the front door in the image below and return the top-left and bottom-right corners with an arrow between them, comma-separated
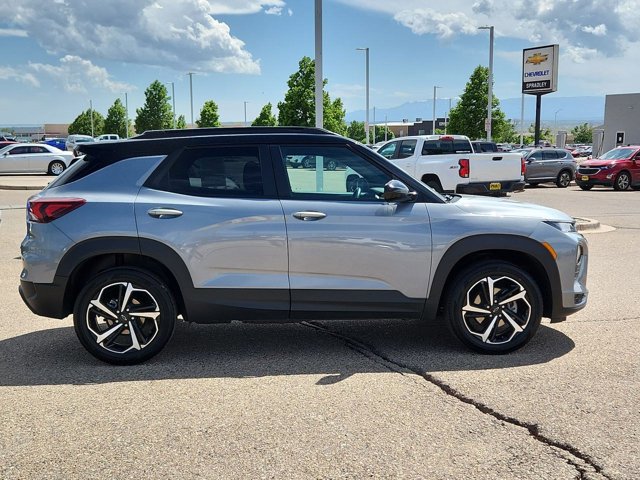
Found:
273,144 -> 432,320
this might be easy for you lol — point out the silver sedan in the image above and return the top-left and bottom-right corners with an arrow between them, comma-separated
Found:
0,143 -> 73,175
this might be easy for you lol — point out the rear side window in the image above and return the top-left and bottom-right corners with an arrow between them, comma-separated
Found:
542,150 -> 559,160
152,146 -> 264,198
422,139 -> 472,155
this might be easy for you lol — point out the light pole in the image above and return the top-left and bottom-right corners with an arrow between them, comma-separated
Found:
554,108 -> 562,133
123,92 -> 129,138
479,25 -> 494,141
520,93 -> 524,146
432,86 -> 441,135
244,101 -> 249,127
165,82 -> 176,129
373,106 -> 376,143
356,47 -> 370,144
187,72 -> 196,127
89,99 -> 94,137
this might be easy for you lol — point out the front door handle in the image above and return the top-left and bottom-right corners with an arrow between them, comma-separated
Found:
148,208 -> 183,219
293,211 -> 327,221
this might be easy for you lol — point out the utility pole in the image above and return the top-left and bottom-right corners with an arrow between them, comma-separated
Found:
314,0 -> 323,191
479,26 -> 494,141
187,72 -> 196,126
432,86 -> 440,135
89,99 -> 94,137
356,47 -> 370,144
244,101 -> 248,127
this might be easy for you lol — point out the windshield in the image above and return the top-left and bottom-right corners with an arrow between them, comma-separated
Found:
600,148 -> 636,160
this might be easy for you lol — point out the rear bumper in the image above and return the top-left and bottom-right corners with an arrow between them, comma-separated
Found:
456,181 -> 525,195
19,278 -> 68,319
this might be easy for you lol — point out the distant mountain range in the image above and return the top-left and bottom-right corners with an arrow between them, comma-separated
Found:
346,96 -> 604,126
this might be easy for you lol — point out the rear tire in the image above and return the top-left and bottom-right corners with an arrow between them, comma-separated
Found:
445,261 -> 542,354
48,160 -> 66,176
73,268 -> 177,365
578,184 -> 593,191
555,170 -> 572,188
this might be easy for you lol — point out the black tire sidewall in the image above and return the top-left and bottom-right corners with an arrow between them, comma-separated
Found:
446,261 -> 543,354
73,268 -> 176,365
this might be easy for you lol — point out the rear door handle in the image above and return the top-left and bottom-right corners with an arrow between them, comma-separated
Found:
293,211 -> 327,221
148,208 -> 183,219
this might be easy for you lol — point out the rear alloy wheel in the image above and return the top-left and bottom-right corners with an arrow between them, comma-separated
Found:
614,171 -> 631,191
446,261 -> 542,353
48,161 -> 66,176
74,269 -> 176,364
326,159 -> 337,171
301,156 -> 313,169
556,170 -> 572,188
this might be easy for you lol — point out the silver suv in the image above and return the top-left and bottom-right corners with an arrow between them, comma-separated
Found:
19,127 -> 589,364
521,148 -> 577,187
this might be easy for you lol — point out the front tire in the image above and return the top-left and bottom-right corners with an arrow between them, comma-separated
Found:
614,171 -> 631,191
48,160 -> 66,176
578,184 -> 593,191
445,261 -> 543,354
73,268 -> 177,365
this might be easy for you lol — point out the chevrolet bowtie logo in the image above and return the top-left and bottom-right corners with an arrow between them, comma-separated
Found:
526,53 -> 549,65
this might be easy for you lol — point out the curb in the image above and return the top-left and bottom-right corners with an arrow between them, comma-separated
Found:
574,217 -> 600,232
0,184 -> 45,190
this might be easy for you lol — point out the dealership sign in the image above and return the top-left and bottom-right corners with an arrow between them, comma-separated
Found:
522,44 -> 559,94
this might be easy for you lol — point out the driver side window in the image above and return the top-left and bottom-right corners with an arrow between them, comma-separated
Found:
280,145 -> 392,201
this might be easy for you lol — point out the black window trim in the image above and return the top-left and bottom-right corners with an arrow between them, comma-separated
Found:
144,144 -> 278,199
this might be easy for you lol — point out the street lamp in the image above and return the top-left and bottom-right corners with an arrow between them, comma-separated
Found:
554,108 -> 562,132
432,86 -> 441,135
356,47 -> 370,144
478,25 -> 494,141
123,92 -> 129,138
89,99 -> 94,137
187,72 -> 196,127
165,82 -> 176,129
244,101 -> 249,127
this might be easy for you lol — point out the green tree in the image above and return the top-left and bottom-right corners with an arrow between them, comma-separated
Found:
196,100 -> 221,127
346,121 -> 366,143
134,80 -> 174,133
252,102 -> 278,126
571,123 -> 593,144
374,126 -> 395,142
104,98 -> 128,138
176,115 -> 187,129
68,108 -> 104,136
277,56 -> 347,134
447,66 -> 511,141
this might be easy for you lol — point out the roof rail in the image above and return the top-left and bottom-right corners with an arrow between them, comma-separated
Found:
133,126 -> 337,140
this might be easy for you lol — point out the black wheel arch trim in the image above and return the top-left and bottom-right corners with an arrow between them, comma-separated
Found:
423,234 -> 562,320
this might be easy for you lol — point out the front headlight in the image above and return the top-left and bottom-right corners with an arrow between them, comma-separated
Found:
544,220 -> 577,233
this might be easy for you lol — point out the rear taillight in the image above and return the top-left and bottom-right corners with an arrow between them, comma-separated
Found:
27,198 -> 86,223
521,156 -> 526,176
458,158 -> 470,178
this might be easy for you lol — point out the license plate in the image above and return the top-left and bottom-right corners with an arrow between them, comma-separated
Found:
489,182 -> 501,191
581,175 -> 589,181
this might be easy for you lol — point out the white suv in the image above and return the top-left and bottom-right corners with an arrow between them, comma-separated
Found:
65,135 -> 94,155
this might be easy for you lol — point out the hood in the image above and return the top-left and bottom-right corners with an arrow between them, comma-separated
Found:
580,159 -> 619,167
453,195 -> 573,222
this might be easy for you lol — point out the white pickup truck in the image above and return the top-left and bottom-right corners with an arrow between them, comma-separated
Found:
375,135 -> 525,195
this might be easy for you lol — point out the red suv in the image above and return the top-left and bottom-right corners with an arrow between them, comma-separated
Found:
576,146 -> 640,191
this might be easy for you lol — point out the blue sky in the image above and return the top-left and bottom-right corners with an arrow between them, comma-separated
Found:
1,0 -> 638,125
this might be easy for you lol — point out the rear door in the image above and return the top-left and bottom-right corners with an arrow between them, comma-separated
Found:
273,143 -> 432,319
136,144 -> 289,320
27,145 -> 51,173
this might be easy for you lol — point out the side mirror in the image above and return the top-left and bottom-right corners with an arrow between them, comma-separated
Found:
383,180 -> 416,203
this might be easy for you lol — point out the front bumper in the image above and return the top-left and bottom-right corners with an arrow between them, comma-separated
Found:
575,171 -> 614,187
456,181 -> 525,195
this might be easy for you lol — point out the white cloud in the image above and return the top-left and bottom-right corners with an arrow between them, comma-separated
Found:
0,28 -> 27,37
582,24 -> 607,36
6,0 -> 263,74
0,66 -> 39,87
28,56 -> 134,93
335,0 -> 635,61
264,6 -> 283,15
206,1 -> 286,15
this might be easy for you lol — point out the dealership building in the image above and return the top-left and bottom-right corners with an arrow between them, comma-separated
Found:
598,93 -> 640,155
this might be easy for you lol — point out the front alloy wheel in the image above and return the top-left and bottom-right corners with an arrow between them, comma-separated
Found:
74,269 -> 176,364
614,172 -> 631,191
447,261 -> 542,353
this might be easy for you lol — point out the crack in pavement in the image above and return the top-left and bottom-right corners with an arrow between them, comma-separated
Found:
302,321 -> 612,480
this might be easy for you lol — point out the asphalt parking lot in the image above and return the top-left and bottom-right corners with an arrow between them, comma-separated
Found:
0,178 -> 638,479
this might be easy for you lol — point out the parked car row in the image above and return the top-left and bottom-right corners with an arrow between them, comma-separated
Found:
0,143 -> 73,175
